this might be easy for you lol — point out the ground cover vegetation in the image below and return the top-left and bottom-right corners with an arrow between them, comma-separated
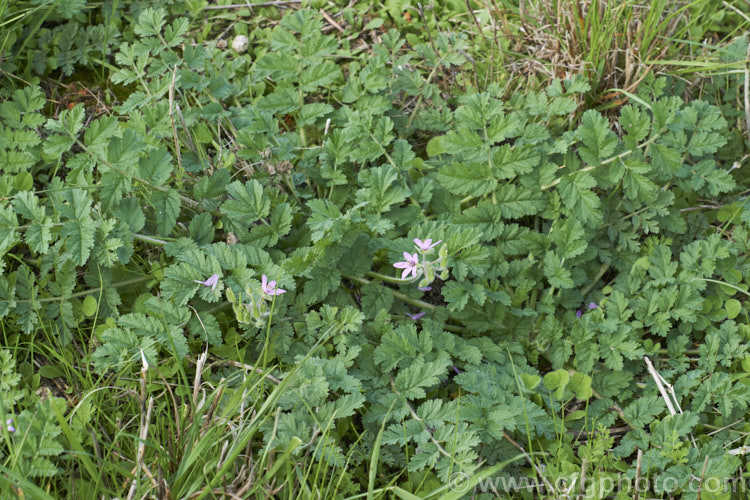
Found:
2,0 -> 750,498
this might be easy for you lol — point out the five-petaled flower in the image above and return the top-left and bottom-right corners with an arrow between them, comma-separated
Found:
261,275 -> 286,296
393,252 -> 419,279
414,238 -> 441,252
194,274 -> 220,291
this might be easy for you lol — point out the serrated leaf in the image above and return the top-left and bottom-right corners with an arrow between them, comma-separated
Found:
558,171 -> 601,224
152,189 -> 181,236
577,110 -> 618,165
361,282 -> 393,317
550,218 -> 586,258
139,148 -> 173,186
299,60 -> 342,92
543,250 -> 574,289
189,213 -> 214,245
134,7 -> 166,37
188,311 -> 222,345
495,183 -> 545,218
491,144 -> 539,179
222,180 -> 270,225
437,162 -> 496,196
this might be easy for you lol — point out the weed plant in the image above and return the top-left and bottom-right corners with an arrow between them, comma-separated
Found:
1,1 -> 750,498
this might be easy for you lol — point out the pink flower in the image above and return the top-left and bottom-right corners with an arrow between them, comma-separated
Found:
414,238 -> 441,252
194,274 -> 220,291
1,419 -> 14,433
588,302 -> 599,309
261,275 -> 286,296
393,252 -> 419,279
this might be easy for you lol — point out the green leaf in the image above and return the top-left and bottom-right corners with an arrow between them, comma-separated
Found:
188,311 -> 222,345
622,158 -> 657,201
453,202 -> 504,241
270,203 -> 293,238
520,373 -> 541,391
437,162 -> 496,197
569,372 -> 592,400
550,218 -> 586,258
14,172 -> 33,192
297,103 -> 333,126
558,171 -> 601,224
254,52 -> 299,80
577,110 -> 618,165
687,130 -> 726,156
299,60 -> 342,92
543,250 -> 574,289
494,183 -> 545,218
491,144 -> 539,179
221,180 -> 270,225
426,136 -> 446,156
134,7 -> 167,37
114,197 -> 145,233
161,262 -> 202,306
725,299 -> 741,320
152,189 -> 181,236
649,143 -> 681,175
441,129 -> 483,156
360,282 -> 393,317
43,134 -> 75,157
393,357 -> 451,400
189,213 -> 215,246
139,148 -> 173,186
82,296 -> 98,317
442,281 -> 486,312
355,166 -> 409,213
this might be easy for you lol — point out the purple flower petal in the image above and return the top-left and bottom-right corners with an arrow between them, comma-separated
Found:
194,274 -> 220,291
393,252 -> 419,279
417,286 -> 432,291
588,302 -> 598,309
261,274 -> 286,296
453,366 -> 461,375
406,312 -> 426,320
414,238 -> 442,252
576,310 -> 582,318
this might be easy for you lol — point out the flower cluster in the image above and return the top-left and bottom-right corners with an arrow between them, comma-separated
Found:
393,238 -> 449,289
226,274 -> 287,327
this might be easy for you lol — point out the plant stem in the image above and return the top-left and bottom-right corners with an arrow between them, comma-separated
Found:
347,276 -> 435,310
364,271 -> 419,285
69,135 -> 203,211
133,233 -> 170,246
16,276 -> 151,304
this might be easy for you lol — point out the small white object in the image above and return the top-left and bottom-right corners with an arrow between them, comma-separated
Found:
232,35 -> 249,54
